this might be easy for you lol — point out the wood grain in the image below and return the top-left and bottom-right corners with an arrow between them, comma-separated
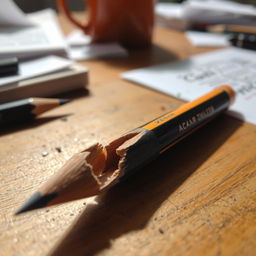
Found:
0,13 -> 255,256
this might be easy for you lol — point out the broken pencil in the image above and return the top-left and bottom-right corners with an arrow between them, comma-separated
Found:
16,85 -> 235,214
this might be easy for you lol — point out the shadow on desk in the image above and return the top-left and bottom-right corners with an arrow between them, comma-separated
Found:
49,115 -> 242,256
0,89 -> 89,136
0,115 -> 72,136
105,44 -> 179,70
55,88 -> 90,101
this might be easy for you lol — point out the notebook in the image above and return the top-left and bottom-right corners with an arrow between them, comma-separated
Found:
0,64 -> 88,103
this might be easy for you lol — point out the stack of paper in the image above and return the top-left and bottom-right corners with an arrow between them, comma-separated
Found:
0,0 -> 128,102
0,0 -> 32,27
155,3 -> 189,31
0,56 -> 71,87
185,31 -> 231,47
0,6 -> 67,59
183,0 -> 256,26
156,0 -> 256,31
0,1 -> 89,102
0,55 -> 88,103
122,47 -> 256,125
66,29 -> 128,60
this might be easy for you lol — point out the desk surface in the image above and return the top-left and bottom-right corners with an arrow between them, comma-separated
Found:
1,14 -> 256,256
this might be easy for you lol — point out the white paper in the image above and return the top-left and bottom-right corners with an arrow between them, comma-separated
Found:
66,30 -> 92,46
0,0 -> 33,27
122,47 -> 256,125
68,44 -> 128,60
183,0 -> 256,26
185,0 -> 256,16
66,29 -> 128,60
155,3 -> 184,20
0,56 -> 72,87
185,31 -> 231,47
27,9 -> 67,48
155,3 -> 188,30
0,9 -> 67,58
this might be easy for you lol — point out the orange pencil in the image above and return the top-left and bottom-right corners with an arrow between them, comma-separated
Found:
16,85 -> 235,214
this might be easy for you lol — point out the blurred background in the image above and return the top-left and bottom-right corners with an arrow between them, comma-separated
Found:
13,0 -> 256,13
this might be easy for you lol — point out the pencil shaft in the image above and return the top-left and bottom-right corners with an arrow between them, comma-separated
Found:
142,86 -> 232,153
119,86 -> 234,177
0,99 -> 35,125
0,97 -> 70,125
16,85 -> 235,214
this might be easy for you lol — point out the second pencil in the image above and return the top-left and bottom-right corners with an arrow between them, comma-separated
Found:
0,97 -> 70,126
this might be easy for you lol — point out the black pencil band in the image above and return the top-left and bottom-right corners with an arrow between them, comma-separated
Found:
0,99 -> 35,125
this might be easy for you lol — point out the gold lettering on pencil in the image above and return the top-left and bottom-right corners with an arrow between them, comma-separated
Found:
179,106 -> 215,132
179,116 -> 197,132
154,112 -> 175,124
196,106 -> 215,121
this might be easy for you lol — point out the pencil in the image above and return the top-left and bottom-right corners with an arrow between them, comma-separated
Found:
0,97 -> 70,125
16,85 -> 235,214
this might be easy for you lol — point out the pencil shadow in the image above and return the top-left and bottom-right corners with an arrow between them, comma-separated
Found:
103,44 -> 179,70
54,88 -> 90,100
0,114 -> 72,136
49,115 -> 242,256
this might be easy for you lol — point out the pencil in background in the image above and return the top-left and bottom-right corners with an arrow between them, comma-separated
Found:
0,97 -> 70,126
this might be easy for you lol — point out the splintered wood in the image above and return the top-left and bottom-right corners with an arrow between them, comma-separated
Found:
39,130 -> 145,206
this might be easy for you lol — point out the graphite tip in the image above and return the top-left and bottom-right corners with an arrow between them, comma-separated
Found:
15,192 -> 57,215
59,98 -> 71,105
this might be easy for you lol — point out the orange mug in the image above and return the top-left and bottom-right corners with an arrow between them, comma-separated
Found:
57,0 -> 154,48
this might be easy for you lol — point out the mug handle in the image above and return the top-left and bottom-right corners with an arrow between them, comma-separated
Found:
57,0 -> 90,33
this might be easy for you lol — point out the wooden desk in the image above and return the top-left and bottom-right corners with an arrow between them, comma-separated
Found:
1,14 -> 255,256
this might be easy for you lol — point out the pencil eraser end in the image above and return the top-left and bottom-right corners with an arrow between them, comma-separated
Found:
219,85 -> 235,105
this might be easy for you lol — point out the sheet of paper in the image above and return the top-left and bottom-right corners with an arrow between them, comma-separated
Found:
0,0 -> 33,27
66,29 -> 128,60
155,3 -> 188,30
0,56 -> 72,87
66,29 -> 92,46
155,3 -> 184,20
185,31 -> 231,47
68,44 -> 128,60
122,47 -> 256,125
183,0 -> 256,26
27,9 -> 67,48
0,9 -> 67,58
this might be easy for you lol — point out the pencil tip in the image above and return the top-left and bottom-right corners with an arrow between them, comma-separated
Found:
59,98 -> 71,105
15,192 -> 57,215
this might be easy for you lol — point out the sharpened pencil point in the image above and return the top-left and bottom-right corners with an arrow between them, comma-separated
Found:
59,99 -> 71,105
15,192 -> 57,215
